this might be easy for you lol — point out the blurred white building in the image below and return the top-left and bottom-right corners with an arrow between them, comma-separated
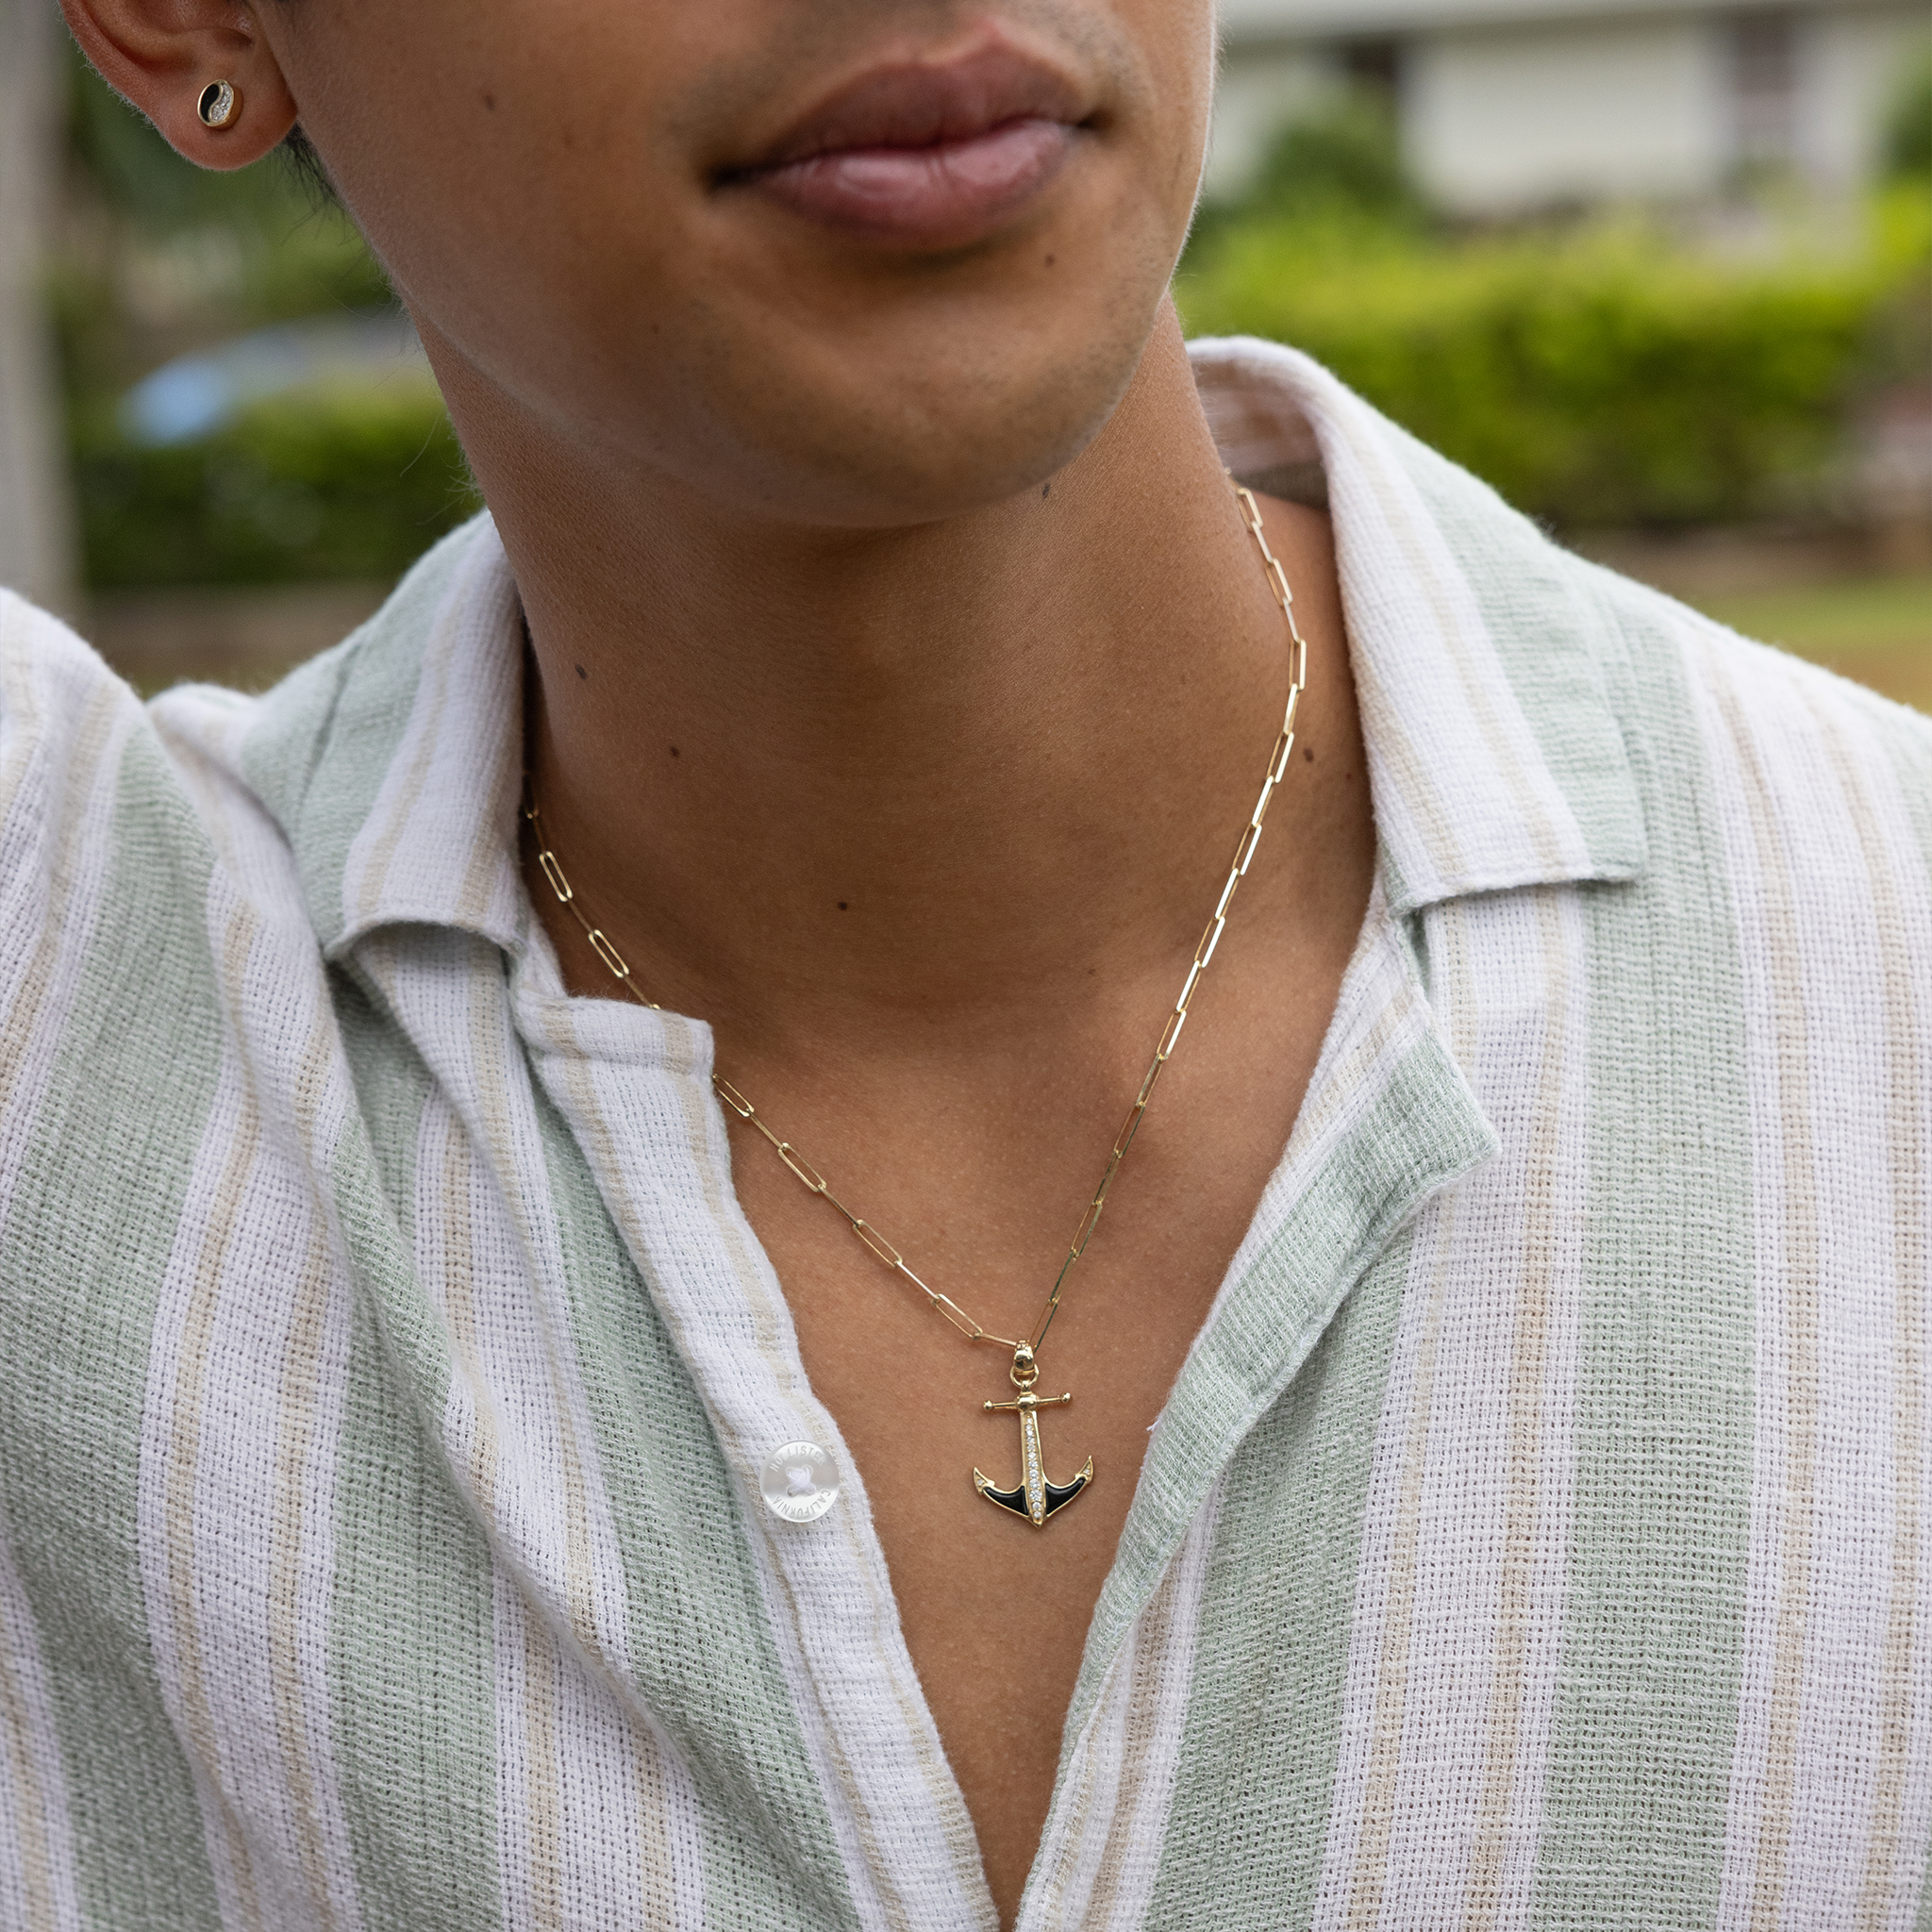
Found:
1209,0 -> 1929,211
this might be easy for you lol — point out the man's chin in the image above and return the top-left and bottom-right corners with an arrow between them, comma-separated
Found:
425,233 -> 1174,535
642,272 -> 1174,531
700,351 -> 1152,531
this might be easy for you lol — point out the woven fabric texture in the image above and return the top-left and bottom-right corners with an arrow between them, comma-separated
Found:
0,341 -> 1928,1930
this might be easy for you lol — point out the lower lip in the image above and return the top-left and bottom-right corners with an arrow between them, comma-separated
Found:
744,118 -> 1074,247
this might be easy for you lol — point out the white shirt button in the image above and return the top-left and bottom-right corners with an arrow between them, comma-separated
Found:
758,1441 -> 841,1523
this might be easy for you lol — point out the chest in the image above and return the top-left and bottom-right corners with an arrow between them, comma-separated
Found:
20,870 -> 1932,1930
718,947 -> 1336,1924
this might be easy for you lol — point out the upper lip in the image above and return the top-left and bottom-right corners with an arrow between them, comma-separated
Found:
727,41 -> 1091,178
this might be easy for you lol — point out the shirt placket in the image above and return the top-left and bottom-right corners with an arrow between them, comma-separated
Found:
515,881 -> 1496,1932
1017,895 -> 1497,1930
514,960 -> 1000,1932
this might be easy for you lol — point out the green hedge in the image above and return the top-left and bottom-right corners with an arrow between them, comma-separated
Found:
75,384 -> 481,590
1178,193 -> 1928,529
69,194 -> 1928,589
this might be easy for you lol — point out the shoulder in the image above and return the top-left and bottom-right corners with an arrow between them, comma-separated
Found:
1375,390 -> 1932,894
0,555 -> 405,1208
0,590 -> 276,1163
1198,336 -> 1932,892
0,584 -> 288,959
0,516 -> 500,970
1565,554 -> 1932,884
0,530 -> 471,1335
0,586 -> 153,841
0,593 -> 243,1305
0,589 -> 207,994
1371,379 -> 1932,949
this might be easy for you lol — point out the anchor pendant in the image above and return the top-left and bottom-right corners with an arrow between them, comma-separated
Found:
974,1344 -> 1093,1529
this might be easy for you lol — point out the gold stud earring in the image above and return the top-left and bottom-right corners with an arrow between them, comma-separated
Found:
196,80 -> 240,129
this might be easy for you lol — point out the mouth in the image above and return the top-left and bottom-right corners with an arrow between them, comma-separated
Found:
718,41 -> 1092,250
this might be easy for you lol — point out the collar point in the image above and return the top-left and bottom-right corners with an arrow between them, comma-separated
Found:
1385,852 -> 1647,921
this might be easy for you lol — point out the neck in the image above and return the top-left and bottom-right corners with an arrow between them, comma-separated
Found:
445,308 -> 1340,1058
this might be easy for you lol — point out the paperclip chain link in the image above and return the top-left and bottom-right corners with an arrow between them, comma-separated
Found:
524,477 -> 1308,1362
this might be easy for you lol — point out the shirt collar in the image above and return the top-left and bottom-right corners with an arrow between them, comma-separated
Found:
239,513 -> 528,962
1192,336 -> 1645,913
243,337 -> 1644,959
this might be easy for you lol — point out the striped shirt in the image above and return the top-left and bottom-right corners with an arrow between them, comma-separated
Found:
2,337 -> 1929,1931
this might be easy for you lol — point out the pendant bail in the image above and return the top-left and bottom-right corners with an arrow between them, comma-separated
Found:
1009,1343 -> 1040,1389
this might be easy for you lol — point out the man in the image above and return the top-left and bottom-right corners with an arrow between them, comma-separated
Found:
2,0 -> 1927,1924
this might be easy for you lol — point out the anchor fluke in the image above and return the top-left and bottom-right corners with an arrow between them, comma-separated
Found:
974,1458 -> 1093,1528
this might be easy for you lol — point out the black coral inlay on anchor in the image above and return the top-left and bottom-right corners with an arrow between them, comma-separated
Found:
974,1345 -> 1092,1529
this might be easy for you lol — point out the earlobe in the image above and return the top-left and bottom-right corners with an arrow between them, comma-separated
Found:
59,0 -> 300,171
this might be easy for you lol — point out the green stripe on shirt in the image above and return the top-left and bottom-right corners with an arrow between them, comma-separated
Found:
0,727 -> 228,1930
1143,1229 -> 1415,1929
1532,580 -> 1756,1928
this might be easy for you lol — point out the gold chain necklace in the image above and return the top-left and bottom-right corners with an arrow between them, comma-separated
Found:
524,480 -> 1307,1529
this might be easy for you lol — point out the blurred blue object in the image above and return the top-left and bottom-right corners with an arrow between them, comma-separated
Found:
120,312 -> 430,446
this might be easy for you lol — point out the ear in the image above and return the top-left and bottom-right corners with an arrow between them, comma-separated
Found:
60,0 -> 299,172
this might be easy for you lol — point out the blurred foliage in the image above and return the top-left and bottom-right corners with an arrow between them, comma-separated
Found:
74,389 -> 477,591
1240,92 -> 1424,231
1188,92 -> 1425,263
1884,42 -> 1932,183
1181,91 -> 1932,530
59,44 -> 481,588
